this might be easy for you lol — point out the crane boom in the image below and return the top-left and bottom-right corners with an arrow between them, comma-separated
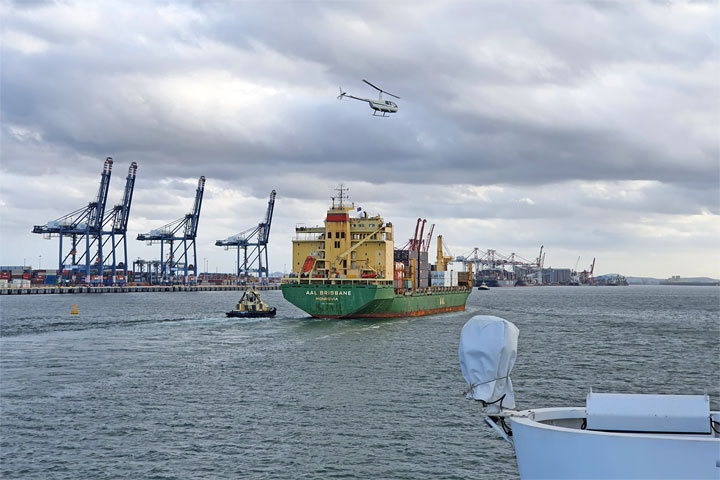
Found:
422,224 -> 435,253
89,157 -> 113,230
335,223 -> 385,264
261,190 -> 276,243
417,219 -> 426,251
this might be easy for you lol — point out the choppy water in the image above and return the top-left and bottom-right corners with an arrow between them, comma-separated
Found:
1,286 -> 718,479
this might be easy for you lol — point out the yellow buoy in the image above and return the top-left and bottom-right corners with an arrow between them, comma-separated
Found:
70,304 -> 78,314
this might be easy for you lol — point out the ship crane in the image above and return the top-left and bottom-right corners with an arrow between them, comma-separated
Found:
436,235 -> 455,271
579,257 -> 596,285
216,190 -> 276,284
397,218 -> 431,252
395,218 -> 435,289
32,157 -> 134,284
421,223 -> 434,253
137,176 -> 205,284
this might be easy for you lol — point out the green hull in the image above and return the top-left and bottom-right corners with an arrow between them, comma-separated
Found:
281,282 -> 471,318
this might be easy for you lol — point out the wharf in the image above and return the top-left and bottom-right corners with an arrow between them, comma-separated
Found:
0,284 -> 280,295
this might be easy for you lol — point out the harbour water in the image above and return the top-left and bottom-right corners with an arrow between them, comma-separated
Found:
1,286 -> 718,479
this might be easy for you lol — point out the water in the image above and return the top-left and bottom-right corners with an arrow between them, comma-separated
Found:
1,286 -> 718,479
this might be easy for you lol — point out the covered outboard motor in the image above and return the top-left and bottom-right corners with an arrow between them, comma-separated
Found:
459,315 -> 519,413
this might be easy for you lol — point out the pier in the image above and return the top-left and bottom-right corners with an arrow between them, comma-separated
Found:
0,284 -> 280,295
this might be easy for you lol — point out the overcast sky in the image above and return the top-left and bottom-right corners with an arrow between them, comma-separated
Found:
1,0 -> 718,278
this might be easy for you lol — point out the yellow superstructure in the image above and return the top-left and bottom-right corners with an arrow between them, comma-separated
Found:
291,191 -> 394,280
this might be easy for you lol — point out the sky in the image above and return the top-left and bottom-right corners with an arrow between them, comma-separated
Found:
1,0 -> 718,278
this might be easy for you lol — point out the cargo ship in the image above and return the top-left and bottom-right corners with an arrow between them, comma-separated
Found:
281,188 -> 472,318
475,268 -> 516,288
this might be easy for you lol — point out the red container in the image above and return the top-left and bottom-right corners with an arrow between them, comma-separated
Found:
22,273 -> 31,280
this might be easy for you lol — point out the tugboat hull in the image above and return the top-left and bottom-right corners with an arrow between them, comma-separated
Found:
226,307 -> 276,318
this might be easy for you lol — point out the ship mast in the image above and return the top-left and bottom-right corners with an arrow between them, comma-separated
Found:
334,184 -> 348,208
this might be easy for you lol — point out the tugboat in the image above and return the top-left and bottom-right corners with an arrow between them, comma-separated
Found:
226,288 -> 276,318
478,282 -> 490,291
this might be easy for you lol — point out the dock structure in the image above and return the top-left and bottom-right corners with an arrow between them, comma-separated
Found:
0,284 -> 280,295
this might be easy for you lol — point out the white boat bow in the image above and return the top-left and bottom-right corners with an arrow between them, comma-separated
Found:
459,315 -> 720,479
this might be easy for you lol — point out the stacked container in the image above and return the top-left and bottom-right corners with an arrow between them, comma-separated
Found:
394,249 -> 430,289
393,262 -> 405,289
430,270 -> 459,287
11,279 -> 31,288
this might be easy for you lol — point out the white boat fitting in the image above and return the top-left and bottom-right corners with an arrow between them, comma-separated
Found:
459,315 -> 720,480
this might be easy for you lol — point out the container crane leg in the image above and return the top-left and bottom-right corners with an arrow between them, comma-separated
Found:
183,238 -> 188,280
192,240 -> 197,280
236,248 -> 241,278
160,241 -> 165,281
85,231 -> 91,281
58,232 -> 63,273
264,248 -> 269,283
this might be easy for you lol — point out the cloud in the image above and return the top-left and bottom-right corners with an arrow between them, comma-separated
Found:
1,0 -> 718,277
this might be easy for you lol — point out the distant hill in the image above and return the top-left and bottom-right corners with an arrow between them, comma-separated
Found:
625,276 -> 661,285
625,276 -> 719,285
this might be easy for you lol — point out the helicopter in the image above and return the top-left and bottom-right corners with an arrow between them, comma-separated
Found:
337,79 -> 400,117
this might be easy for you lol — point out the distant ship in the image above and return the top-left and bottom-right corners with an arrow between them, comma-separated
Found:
281,187 -> 472,318
475,268 -> 516,287
599,274 -> 629,286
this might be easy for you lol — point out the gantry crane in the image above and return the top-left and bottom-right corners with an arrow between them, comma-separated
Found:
137,176 -> 205,284
216,190 -> 276,284
99,162 -> 137,281
32,157 -> 135,283
457,247 -> 542,285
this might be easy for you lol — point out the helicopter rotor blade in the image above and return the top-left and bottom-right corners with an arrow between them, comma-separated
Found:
362,79 -> 382,91
362,79 -> 400,99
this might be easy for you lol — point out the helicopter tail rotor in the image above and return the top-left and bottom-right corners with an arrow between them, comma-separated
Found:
337,87 -> 346,100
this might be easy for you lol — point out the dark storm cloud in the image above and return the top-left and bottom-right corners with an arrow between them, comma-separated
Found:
2,1 -> 717,191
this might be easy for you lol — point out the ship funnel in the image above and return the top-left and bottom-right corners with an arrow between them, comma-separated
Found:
459,315 -> 518,413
